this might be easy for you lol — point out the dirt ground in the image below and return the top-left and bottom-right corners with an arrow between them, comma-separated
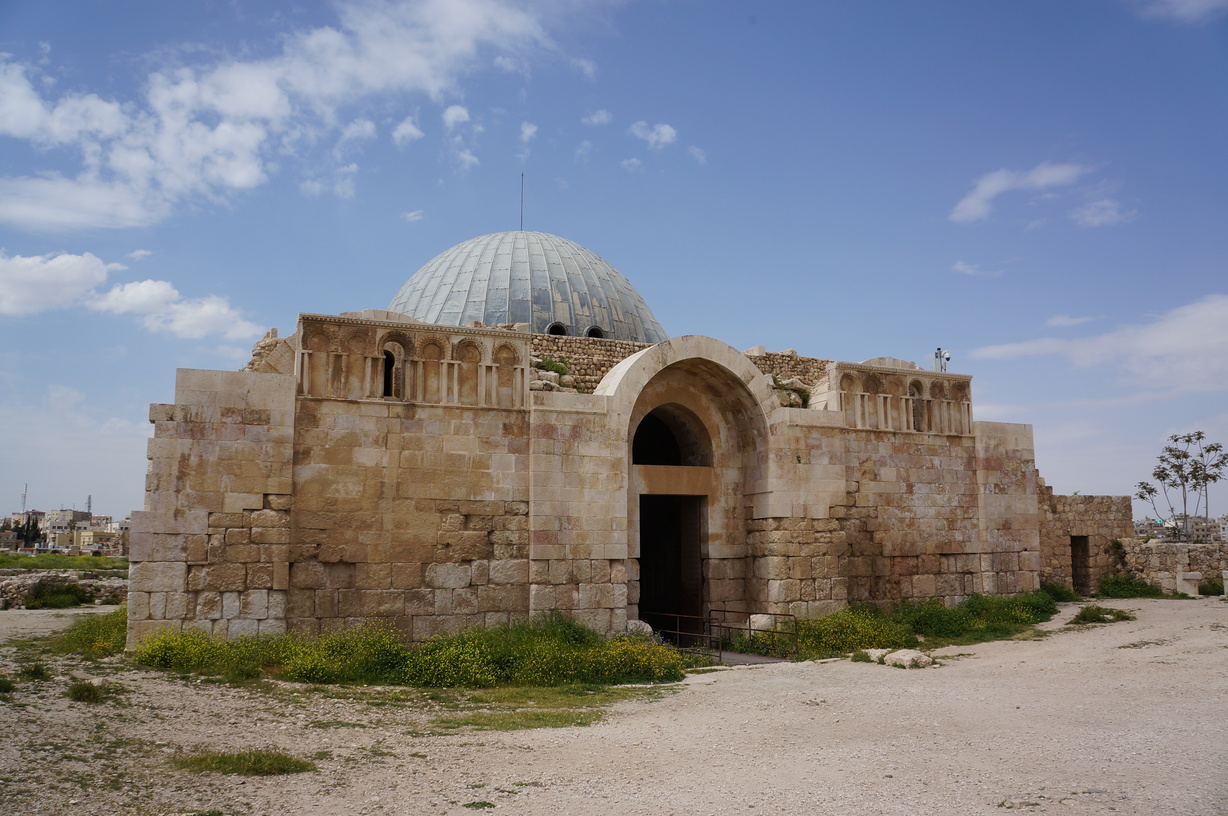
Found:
1,598 -> 1226,816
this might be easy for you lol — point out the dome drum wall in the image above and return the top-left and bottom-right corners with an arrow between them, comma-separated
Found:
389,231 -> 668,344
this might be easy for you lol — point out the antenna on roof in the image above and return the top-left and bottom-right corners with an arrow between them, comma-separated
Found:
520,173 -> 525,231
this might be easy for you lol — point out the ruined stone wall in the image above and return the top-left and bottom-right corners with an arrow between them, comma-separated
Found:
1118,538 -> 1228,593
529,335 -> 650,392
128,369 -> 297,643
744,351 -> 830,387
1038,488 -> 1133,590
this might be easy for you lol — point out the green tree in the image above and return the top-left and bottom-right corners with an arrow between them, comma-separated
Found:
1135,431 -> 1227,541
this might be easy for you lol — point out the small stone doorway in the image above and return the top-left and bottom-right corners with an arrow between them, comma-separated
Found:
1070,535 -> 1091,594
638,494 -> 705,636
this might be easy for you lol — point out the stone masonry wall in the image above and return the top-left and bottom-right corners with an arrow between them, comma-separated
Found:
1038,487 -> 1133,590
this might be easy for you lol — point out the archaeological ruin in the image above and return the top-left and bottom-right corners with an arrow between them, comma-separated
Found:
126,230 -> 1134,644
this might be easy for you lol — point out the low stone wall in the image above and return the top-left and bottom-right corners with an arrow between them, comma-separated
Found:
0,569 -> 129,610
1120,538 -> 1228,593
530,335 -> 651,392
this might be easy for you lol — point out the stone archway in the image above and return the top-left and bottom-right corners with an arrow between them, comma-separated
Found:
598,337 -> 777,629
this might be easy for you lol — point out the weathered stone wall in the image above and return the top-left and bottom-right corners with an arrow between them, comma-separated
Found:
285,400 -> 532,641
127,369 -> 297,643
1038,487 -> 1133,591
129,324 -> 1118,646
1118,538 -> 1228,593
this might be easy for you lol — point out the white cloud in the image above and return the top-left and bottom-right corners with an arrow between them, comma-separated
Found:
89,279 -> 263,340
392,115 -> 424,146
971,294 -> 1228,392
299,178 -> 324,197
629,120 -> 677,150
951,260 -> 1002,278
1069,198 -> 1138,227
582,109 -> 612,126
455,149 -> 480,170
335,118 -> 377,156
443,104 -> 471,130
575,139 -> 592,162
519,121 -> 537,143
949,162 -> 1091,223
687,145 -> 707,165
1045,314 -> 1101,327
0,251 -> 121,315
621,157 -> 642,172
127,249 -> 152,261
1129,0 -> 1228,21
1,249 -> 261,340
332,163 -> 359,198
0,0 -> 553,231
403,209 -> 424,222
572,58 -> 596,79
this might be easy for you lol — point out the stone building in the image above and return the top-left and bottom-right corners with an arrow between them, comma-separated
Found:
127,230 -> 1131,643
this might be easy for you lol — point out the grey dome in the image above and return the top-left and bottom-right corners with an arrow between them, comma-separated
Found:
389,231 -> 667,343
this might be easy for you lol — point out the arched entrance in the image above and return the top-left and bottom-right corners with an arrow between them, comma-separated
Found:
632,406 -> 712,634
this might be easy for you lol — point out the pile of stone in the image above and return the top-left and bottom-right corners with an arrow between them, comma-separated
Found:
0,570 -> 128,610
528,360 -> 581,393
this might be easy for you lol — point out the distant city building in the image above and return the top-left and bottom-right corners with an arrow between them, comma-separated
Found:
1134,514 -> 1226,543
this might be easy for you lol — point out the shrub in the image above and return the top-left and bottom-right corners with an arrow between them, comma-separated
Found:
1040,582 -> 1081,603
535,356 -> 570,376
0,676 -> 15,694
888,598 -> 976,639
55,605 -> 128,658
1070,605 -> 1136,625
1098,574 -> 1165,599
1198,575 -> 1224,596
25,582 -> 94,609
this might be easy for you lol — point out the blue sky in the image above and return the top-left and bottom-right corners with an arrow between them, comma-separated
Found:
2,0 -> 1227,521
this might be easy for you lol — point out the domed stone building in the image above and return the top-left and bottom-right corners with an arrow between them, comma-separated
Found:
127,231 -> 1132,644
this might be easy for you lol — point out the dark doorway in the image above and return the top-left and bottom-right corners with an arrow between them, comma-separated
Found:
1070,535 -> 1091,594
638,495 -> 705,638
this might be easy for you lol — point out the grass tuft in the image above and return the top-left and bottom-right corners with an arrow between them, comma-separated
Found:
1198,576 -> 1224,596
65,680 -> 125,703
171,749 -> 315,776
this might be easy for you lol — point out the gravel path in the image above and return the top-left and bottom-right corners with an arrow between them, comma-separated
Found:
1,597 -> 1225,816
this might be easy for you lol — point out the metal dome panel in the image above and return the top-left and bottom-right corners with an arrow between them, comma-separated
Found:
389,231 -> 668,343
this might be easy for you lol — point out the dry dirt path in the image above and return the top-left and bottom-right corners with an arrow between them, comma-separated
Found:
1,597 -> 1226,816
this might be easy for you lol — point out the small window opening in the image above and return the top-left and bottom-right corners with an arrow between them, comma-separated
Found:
585,326 -> 605,338
383,350 -> 396,397
546,322 -> 568,336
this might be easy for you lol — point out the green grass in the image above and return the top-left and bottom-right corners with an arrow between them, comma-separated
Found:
171,749 -> 315,776
53,605 -> 128,658
0,553 -> 128,571
17,663 -> 50,681
790,591 -> 1060,658
128,612 -> 689,689
1070,605 -> 1136,625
